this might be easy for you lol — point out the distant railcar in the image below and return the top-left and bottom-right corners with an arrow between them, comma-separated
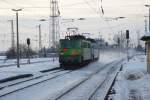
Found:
59,35 -> 99,69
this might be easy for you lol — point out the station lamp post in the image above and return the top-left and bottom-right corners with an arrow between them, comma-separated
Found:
12,8 -> 22,68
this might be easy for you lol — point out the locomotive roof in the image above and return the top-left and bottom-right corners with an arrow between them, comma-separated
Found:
65,35 -> 86,40
62,35 -> 96,42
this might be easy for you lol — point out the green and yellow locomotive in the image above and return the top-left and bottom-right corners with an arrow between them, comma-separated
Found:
59,35 -> 99,69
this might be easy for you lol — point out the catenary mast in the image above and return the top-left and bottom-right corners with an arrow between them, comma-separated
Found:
50,0 -> 60,48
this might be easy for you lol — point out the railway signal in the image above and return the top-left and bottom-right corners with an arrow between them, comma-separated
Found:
26,38 -> 31,64
126,30 -> 129,39
117,38 -> 120,46
27,38 -> 30,45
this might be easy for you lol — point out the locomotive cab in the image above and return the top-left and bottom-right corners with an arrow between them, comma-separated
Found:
59,37 -> 83,66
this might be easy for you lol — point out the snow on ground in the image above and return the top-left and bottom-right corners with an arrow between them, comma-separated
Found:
0,58 -> 59,81
0,56 -> 6,60
0,70 -> 89,100
0,57 -> 58,67
0,48 -> 127,100
111,54 -> 150,100
0,60 -> 59,73
0,48 -> 125,81
58,62 -> 115,100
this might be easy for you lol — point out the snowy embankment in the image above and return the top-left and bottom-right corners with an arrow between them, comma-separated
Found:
110,54 -> 150,100
0,57 -> 58,67
0,58 -> 59,82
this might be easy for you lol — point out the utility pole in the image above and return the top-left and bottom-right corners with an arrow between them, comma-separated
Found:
38,24 -> 42,52
12,9 -> 22,68
8,20 -> 15,49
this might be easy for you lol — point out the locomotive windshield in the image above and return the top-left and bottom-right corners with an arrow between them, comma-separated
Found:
60,40 -> 81,48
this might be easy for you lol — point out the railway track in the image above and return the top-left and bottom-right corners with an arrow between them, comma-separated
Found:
0,59 -> 125,100
55,59 -> 123,100
104,65 -> 123,100
0,67 -> 62,89
0,68 -> 72,97
90,62 -> 123,100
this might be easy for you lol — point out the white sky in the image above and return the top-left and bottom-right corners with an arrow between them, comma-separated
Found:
0,0 -> 149,51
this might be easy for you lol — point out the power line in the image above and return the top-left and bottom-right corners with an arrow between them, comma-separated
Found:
0,0 -> 121,37
0,0 -> 14,5
96,0 -> 117,35
83,0 -> 99,14
0,0 -> 98,9
0,0 -> 21,7
97,0 -> 104,15
81,1 -> 110,36
82,0 -> 115,35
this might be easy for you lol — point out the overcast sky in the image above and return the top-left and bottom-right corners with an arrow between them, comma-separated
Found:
0,0 -> 149,51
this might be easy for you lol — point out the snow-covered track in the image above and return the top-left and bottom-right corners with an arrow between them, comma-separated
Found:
90,61 -> 123,100
103,66 -> 122,100
55,60 -> 123,100
0,68 -> 62,90
0,59 -> 125,100
0,69 -> 72,97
